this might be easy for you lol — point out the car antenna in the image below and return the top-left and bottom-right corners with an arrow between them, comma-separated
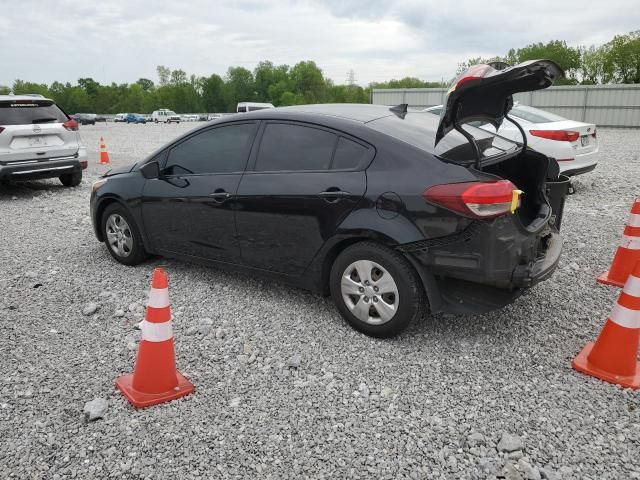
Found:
389,103 -> 408,119
452,103 -> 482,168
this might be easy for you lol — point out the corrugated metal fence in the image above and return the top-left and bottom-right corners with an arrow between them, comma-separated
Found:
371,84 -> 640,127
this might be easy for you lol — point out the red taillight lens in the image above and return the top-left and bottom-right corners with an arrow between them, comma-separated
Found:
423,180 -> 518,219
529,129 -> 579,142
63,119 -> 79,131
455,64 -> 491,88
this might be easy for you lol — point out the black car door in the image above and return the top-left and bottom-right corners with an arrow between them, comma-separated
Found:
235,121 -> 371,276
141,122 -> 257,263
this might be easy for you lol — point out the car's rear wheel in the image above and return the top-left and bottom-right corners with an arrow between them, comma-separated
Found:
59,171 -> 82,187
101,203 -> 148,265
330,242 -> 425,338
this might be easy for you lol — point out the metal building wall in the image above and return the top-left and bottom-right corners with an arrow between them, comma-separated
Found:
372,85 -> 640,127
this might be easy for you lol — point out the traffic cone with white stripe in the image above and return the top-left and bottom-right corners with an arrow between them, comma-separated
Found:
99,137 -> 110,165
572,260 -> 640,389
598,198 -> 640,287
115,268 -> 195,408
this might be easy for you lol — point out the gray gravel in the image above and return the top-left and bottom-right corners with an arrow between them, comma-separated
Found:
1,122 -> 640,479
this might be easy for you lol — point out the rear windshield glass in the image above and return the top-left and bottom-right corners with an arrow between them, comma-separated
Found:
511,105 -> 566,123
367,112 -> 519,164
0,100 -> 68,125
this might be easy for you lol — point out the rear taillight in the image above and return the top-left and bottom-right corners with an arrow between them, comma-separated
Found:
0,127 -> 4,134
423,180 -> 519,219
63,119 -> 79,131
529,129 -> 579,142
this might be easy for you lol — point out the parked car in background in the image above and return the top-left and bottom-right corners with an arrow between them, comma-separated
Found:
113,113 -> 128,123
152,109 -> 180,123
95,115 -> 107,123
0,95 -> 87,186
237,102 -> 274,113
425,103 -> 598,177
181,114 -> 199,122
125,113 -> 147,124
73,113 -> 97,125
207,113 -> 222,121
90,60 -> 569,337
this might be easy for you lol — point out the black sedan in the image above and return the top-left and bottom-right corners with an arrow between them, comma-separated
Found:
90,60 -> 569,337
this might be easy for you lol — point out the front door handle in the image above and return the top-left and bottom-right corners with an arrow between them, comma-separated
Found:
209,189 -> 231,202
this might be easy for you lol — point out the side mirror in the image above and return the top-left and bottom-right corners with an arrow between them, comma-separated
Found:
140,161 -> 160,179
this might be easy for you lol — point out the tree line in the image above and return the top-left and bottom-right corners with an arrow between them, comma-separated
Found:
2,31 -> 638,114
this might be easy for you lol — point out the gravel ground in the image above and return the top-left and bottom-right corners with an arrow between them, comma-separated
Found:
1,123 -> 640,479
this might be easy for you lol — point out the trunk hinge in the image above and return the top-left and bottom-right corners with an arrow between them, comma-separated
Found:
452,103 -> 482,169
505,114 -> 527,151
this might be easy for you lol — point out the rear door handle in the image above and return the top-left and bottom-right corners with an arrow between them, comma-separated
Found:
209,190 -> 231,202
318,189 -> 351,199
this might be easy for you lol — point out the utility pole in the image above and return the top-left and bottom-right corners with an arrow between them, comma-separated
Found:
346,69 -> 356,87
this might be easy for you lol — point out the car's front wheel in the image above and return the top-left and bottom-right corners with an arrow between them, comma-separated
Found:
101,203 -> 148,266
59,171 -> 82,187
330,242 -> 425,338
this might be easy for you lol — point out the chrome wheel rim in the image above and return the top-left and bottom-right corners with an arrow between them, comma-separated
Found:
341,260 -> 399,325
105,214 -> 133,258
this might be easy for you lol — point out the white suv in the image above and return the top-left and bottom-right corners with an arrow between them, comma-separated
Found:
0,95 -> 88,186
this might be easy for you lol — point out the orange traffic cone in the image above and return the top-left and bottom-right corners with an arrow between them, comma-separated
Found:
572,260 -> 640,389
99,137 -> 110,165
115,268 -> 195,408
598,198 -> 640,287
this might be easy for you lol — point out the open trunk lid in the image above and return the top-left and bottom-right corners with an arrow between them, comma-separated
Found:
435,60 -> 564,146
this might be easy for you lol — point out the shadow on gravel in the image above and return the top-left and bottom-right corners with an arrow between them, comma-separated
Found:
0,179 -> 68,198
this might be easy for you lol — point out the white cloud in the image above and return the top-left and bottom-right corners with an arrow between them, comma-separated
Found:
1,0 -> 639,86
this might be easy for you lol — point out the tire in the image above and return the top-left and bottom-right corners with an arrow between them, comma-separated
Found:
100,203 -> 148,266
329,242 -> 425,338
59,171 -> 82,187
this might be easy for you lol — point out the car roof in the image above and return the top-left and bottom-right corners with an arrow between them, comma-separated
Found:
0,94 -> 54,102
238,103 -> 397,123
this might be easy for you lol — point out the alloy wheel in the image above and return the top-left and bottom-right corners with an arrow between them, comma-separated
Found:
105,214 -> 133,258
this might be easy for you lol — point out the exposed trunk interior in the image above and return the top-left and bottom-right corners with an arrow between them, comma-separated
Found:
483,150 -> 566,230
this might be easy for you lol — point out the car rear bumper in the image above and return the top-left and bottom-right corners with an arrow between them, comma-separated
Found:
558,148 -> 598,176
401,217 -> 563,315
0,154 -> 86,180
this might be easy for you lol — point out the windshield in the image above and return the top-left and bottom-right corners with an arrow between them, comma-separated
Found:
510,105 -> 566,123
0,100 -> 68,125
367,111 -> 519,164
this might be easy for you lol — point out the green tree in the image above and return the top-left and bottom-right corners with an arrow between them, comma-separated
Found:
289,61 -> 327,103
201,74 -> 225,112
136,78 -> 155,91
604,31 -> 640,83
223,67 -> 255,111
11,80 -> 51,97
514,40 -> 581,83
0,85 -> 10,95
156,66 -> 171,87
170,69 -> 188,85
254,61 -> 289,103
579,45 -> 607,84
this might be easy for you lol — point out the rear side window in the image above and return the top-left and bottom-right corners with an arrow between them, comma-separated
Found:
0,100 -> 68,125
256,123 -> 337,171
332,137 -> 368,170
164,123 -> 256,175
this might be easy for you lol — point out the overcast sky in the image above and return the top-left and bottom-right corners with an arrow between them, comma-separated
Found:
1,0 -> 639,87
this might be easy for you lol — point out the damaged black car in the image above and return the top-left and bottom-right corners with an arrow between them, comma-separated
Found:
90,60 -> 569,337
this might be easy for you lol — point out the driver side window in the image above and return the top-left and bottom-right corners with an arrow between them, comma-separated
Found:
164,123 -> 256,176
